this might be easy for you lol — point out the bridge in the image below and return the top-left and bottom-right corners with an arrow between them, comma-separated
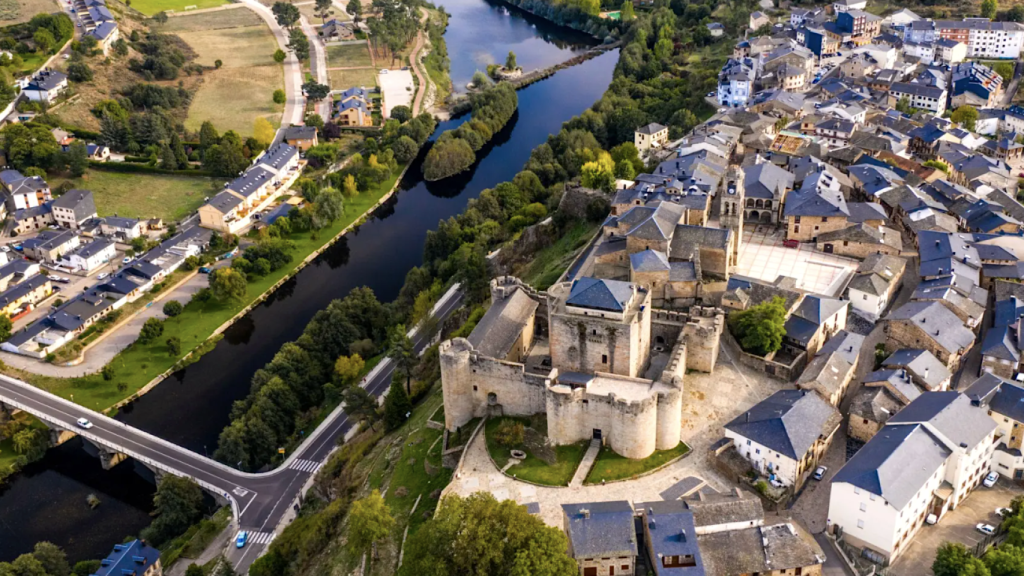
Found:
0,284 -> 463,572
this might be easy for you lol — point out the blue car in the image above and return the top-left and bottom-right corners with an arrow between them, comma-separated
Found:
198,266 -> 212,274
236,531 -> 248,548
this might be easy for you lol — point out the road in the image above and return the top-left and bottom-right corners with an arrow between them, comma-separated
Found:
236,0 -> 306,135
0,285 -> 463,574
299,16 -> 333,121
1000,60 -> 1024,107
409,10 -> 429,115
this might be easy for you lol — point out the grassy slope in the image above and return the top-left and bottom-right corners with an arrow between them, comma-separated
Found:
16,167 -> 404,411
484,417 -> 586,486
584,442 -> 690,484
326,43 -> 373,68
50,170 -> 225,222
519,221 -> 598,290
129,0 -> 229,17
0,0 -> 60,24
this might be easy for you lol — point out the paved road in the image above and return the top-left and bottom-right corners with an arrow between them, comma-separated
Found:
0,285 -> 463,573
236,0 -> 306,135
1000,60 -> 1024,107
300,16 -> 333,121
409,10 -> 429,115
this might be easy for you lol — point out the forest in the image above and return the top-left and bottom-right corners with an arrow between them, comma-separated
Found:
421,82 -> 518,181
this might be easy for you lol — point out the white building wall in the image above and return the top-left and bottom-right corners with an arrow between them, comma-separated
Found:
849,287 -> 885,319
725,431 -> 801,486
828,482 -> 901,557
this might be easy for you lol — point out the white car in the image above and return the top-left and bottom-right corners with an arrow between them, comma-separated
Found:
977,523 -> 996,536
813,466 -> 828,480
997,507 -> 1013,517
926,514 -> 938,525
769,476 -> 785,488
96,272 -> 109,280
76,418 -> 93,429
984,471 -> 1000,487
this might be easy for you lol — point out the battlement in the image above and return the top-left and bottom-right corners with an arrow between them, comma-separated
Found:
491,275 -> 547,303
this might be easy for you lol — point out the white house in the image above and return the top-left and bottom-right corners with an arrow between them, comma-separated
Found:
100,216 -> 144,240
22,70 -> 68,104
889,82 -> 947,115
634,123 -> 669,154
828,392 -> 996,562
724,390 -> 840,488
718,58 -> 755,108
59,238 -> 115,273
847,254 -> 905,320
0,170 -> 50,211
966,374 -> 1024,481
905,19 -> 1024,60
833,0 -> 867,13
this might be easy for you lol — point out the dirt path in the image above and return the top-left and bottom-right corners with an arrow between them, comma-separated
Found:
409,9 -> 430,115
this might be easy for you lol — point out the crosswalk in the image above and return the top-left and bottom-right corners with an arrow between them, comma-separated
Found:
288,458 -> 323,474
249,532 -> 276,545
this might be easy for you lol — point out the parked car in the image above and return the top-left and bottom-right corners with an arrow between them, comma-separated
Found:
12,245 -> 22,252
926,514 -> 938,525
1,246 -> 9,253
198,266 -> 212,274
76,418 -> 93,429
997,507 -> 1013,517
96,272 -> 109,280
236,531 -> 248,548
769,476 -> 785,488
783,239 -> 800,248
985,471 -> 1000,487
813,466 -> 827,480
122,257 -> 131,264
977,523 -> 996,536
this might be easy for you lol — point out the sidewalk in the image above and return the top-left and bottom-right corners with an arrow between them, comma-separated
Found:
569,439 -> 601,488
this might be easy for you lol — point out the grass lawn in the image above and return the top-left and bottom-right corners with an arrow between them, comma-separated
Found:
0,0 -> 59,25
159,506 -> 232,568
156,5 -> 263,31
584,442 -> 690,484
17,165 -> 407,411
520,222 -> 598,290
326,43 -> 373,68
49,169 -> 224,221
329,68 -> 378,90
177,21 -> 284,136
485,416 -> 586,486
129,0 -> 228,16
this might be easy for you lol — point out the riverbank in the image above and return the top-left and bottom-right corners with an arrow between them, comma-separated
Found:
8,163 -> 411,413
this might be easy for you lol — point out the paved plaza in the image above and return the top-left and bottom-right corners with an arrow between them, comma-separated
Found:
736,228 -> 859,297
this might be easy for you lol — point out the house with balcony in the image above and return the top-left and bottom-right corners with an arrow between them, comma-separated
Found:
198,144 -> 302,233
717,58 -> 755,108
22,70 -> 68,104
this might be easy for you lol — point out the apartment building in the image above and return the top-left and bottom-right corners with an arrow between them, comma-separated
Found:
906,18 -> 1024,59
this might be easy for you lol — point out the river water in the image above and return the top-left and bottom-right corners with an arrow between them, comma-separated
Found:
0,0 -> 617,562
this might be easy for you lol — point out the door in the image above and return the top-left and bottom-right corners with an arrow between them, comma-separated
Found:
584,568 -> 597,576
593,429 -> 602,440
823,243 -> 834,253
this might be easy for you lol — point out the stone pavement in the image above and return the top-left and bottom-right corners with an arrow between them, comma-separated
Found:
569,439 -> 601,488
444,342 -> 789,528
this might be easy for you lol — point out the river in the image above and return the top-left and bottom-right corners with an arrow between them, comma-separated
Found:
0,0 -> 617,563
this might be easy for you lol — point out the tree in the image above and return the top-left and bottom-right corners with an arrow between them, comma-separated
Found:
392,135 -> 419,163
315,0 -> 332,22
162,300 -> 183,317
895,95 -> 912,114
994,62 -> 1015,85
348,0 -> 362,21
142,476 -> 205,545
342,385 -> 379,428
383,377 -> 412,430
185,565 -> 204,576
273,48 -> 286,63
984,544 -> 1024,576
11,554 -> 47,576
273,89 -> 286,104
288,28 -> 310,61
167,336 -> 181,356
348,490 -> 395,560
171,132 -> 188,168
67,60 -> 93,82
494,419 -> 524,447
210,268 -> 247,302
401,492 -> 578,576
72,560 -> 101,576
199,121 -> 220,150
580,151 -> 616,193
33,29 -> 55,53
302,80 -> 330,102
306,113 -> 324,131
1009,5 -> 1024,21
272,1 -> 301,28
728,296 -> 788,356
315,187 -> 344,224
139,318 -> 164,344
341,173 -> 359,197
614,159 -> 635,180
388,324 -> 416,395
160,142 -> 177,170
934,542 -> 990,576
620,0 -> 635,21
32,542 -> 69,576
335,353 -> 365,384
0,314 -> 12,342
982,0 -> 997,19
390,105 -> 412,123
254,117 -> 275,147
505,50 -> 517,70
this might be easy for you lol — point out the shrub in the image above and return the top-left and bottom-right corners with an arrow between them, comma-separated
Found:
494,419 -> 524,447
162,300 -> 183,317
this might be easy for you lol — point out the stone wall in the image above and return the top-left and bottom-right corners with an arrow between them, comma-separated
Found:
546,376 -> 661,459
884,319 -> 966,370
549,290 -> 651,379
814,238 -> 902,259
651,306 -> 725,374
721,328 -> 807,382
788,216 -> 851,242
848,414 -> 884,444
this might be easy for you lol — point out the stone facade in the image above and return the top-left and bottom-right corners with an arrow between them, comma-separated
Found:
440,276 -> 725,460
787,215 -> 851,242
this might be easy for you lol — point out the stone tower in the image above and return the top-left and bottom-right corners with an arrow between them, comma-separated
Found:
719,165 -> 745,266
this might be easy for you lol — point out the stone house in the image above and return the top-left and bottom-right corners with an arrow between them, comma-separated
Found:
882,348 -> 952,392
784,171 -> 851,242
884,300 -> 976,371
635,123 -> 669,154
562,501 -> 637,576
782,294 -> 848,358
815,223 -> 903,259
742,162 -> 793,224
966,373 -> 1024,481
797,330 -> 864,406
724,389 -> 841,489
848,385 -> 907,443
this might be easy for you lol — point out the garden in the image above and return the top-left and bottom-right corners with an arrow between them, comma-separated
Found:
584,441 -> 690,484
484,416 -> 587,486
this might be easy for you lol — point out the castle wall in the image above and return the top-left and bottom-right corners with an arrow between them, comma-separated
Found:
627,235 -> 670,255
440,339 -> 547,432
546,377 -> 661,459
656,388 -> 683,450
549,294 -> 652,379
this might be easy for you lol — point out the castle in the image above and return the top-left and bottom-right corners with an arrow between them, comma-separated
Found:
440,276 -> 725,460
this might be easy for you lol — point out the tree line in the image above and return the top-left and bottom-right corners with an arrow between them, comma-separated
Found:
422,82 -> 518,181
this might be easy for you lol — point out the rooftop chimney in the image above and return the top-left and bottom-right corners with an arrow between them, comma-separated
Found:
581,508 -> 590,519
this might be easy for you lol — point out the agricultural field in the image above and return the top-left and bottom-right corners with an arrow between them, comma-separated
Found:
329,67 -> 377,90
326,42 -> 373,68
128,0 -> 228,17
49,169 -> 224,221
165,8 -> 284,136
0,0 -> 60,25
156,4 -> 262,31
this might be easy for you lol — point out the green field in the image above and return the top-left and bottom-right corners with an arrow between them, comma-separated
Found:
169,12 -> 284,136
156,5 -> 263,31
329,67 -> 377,89
326,43 -> 373,68
50,169 -> 224,222
485,417 -> 587,486
18,165 -> 405,411
585,442 -> 690,484
131,0 -> 229,17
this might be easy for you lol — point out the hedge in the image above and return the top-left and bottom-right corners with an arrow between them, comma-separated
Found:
88,161 -> 216,177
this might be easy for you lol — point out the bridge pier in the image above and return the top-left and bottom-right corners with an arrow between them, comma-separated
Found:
44,423 -> 77,447
80,438 -> 130,470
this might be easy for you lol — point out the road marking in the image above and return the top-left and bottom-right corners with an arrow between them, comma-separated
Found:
288,459 -> 322,473
249,532 -> 276,545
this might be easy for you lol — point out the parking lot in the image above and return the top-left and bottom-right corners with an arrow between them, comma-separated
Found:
889,480 -> 1020,576
735,228 -> 859,297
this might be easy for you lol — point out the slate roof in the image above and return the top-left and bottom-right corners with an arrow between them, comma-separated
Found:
743,163 -> 794,200
890,81 -> 945,99
0,275 -> 48,308
888,300 -> 974,355
630,249 -> 671,273
797,346 -> 854,401
784,173 -> 849,218
793,295 -> 847,325
670,261 -> 698,282
562,501 -> 638,559
25,70 -> 66,92
103,216 -> 138,230
815,223 -> 902,251
817,330 -> 865,365
637,501 -> 705,576
52,189 -> 96,222
697,520 -> 824,576
889,391 -> 996,450
87,21 -> 117,41
256,143 -> 298,172
94,539 -> 160,576
865,369 -> 923,403
226,166 -> 274,198
981,324 -> 1019,362
966,373 -> 1024,424
467,288 -> 538,359
282,125 -> 318,141
670,225 -> 730,257
637,123 -> 667,135
832,422 -> 950,509
566,277 -> 636,313
67,238 -> 113,260
882,349 -> 950,390
205,190 -> 244,214
724,390 -> 840,460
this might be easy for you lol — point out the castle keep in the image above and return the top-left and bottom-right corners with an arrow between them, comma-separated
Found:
440,276 -> 724,459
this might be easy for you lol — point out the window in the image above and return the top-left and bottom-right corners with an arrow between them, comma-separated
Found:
857,519 -> 865,529
870,494 -> 876,501
795,216 -> 802,223
860,502 -> 867,512
473,386 -> 478,391
756,449 -> 761,454
602,354 -> 608,364
746,439 -> 751,445
854,487 -> 861,495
